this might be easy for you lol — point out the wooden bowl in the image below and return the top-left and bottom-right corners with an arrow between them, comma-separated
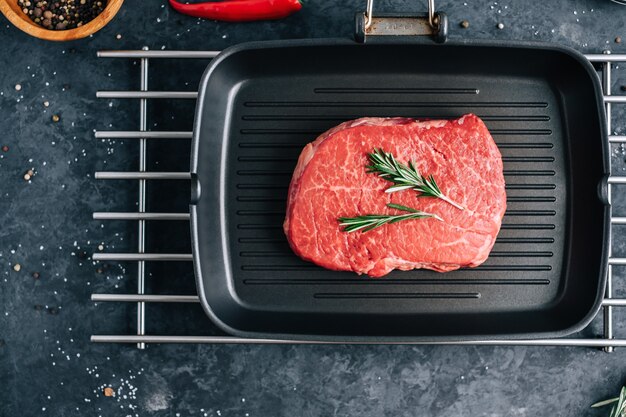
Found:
0,0 -> 123,41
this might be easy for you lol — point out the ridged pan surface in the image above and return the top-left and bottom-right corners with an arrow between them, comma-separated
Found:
190,39 -> 609,341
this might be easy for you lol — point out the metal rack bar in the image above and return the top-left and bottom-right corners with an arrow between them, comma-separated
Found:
97,91 -> 197,99
95,131 -> 192,139
95,172 -> 191,180
90,335 -> 626,347
90,295 -> 626,306
98,50 -> 220,59
92,294 -> 199,303
92,253 -> 193,261
93,212 -> 189,220
608,176 -> 626,184
586,53 -> 626,62
90,49 -> 626,349
100,91 -> 626,102
604,58 -> 614,352
605,96 -> 626,103
137,56 -> 149,349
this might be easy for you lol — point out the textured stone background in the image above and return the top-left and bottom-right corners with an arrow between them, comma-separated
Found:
2,0 -> 626,416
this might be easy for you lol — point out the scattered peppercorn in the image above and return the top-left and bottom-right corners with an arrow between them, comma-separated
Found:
103,387 -> 115,397
13,263 -> 21,272
47,307 -> 59,315
19,0 -> 108,30
1,145 -> 8,152
460,20 -> 469,29
32,272 -> 40,279
34,304 -> 44,311
621,85 -> 626,92
52,114 -> 60,122
616,36 -> 622,44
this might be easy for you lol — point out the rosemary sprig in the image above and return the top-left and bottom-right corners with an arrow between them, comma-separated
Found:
338,203 -> 443,233
366,148 -> 465,210
592,386 -> 626,417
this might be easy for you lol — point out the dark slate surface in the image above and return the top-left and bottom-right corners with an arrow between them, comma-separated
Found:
2,0 -> 626,416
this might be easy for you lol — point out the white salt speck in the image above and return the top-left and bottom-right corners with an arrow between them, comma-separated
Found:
15,84 -> 22,91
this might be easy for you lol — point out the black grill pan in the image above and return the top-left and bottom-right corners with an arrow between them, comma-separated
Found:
190,39 -> 609,341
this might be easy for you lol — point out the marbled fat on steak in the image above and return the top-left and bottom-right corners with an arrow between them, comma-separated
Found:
283,114 -> 506,277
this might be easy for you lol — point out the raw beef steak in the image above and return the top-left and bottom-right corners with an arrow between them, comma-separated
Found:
283,114 -> 506,277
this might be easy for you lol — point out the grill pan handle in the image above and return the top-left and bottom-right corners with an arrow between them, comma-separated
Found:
355,0 -> 448,43
190,173 -> 201,205
598,174 -> 610,206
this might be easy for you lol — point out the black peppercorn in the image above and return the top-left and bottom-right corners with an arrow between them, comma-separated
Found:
20,0 -> 108,30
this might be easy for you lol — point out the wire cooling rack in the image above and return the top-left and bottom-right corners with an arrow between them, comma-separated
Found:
91,49 -> 626,350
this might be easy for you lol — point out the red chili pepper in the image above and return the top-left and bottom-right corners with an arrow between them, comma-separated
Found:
169,0 -> 303,22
